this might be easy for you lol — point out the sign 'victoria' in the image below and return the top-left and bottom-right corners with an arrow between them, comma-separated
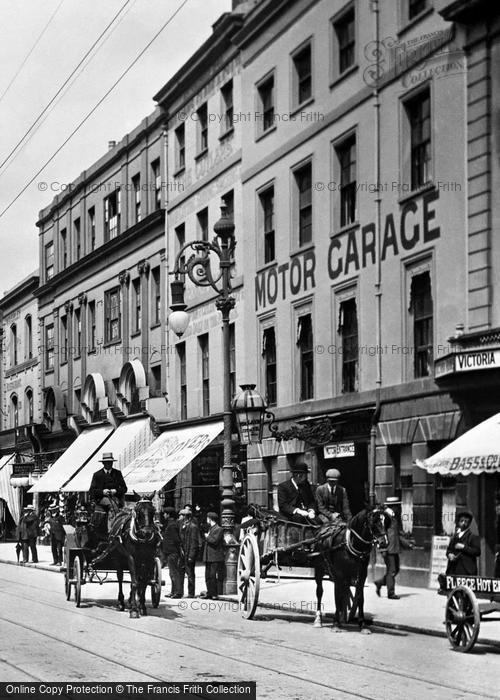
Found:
255,188 -> 440,311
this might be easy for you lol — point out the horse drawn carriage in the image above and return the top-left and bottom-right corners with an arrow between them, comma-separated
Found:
442,573 -> 500,652
237,504 -> 391,631
63,498 -> 163,617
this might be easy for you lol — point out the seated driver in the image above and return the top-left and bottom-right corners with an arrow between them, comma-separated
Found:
89,452 -> 127,540
277,462 -> 317,524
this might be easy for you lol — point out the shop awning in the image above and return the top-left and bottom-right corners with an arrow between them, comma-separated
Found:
30,425 -> 114,493
416,412 -> 500,475
0,454 -> 20,525
62,417 -> 155,492
123,420 -> 223,493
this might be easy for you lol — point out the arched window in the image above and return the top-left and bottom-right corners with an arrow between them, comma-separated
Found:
118,360 -> 146,415
10,394 -> 18,429
10,324 -> 17,366
25,315 -> 32,360
25,388 -> 33,424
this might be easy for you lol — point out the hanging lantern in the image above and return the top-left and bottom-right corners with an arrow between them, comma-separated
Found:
169,279 -> 190,337
232,384 -> 266,445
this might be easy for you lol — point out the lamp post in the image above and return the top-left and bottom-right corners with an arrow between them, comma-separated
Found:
169,202 -> 238,594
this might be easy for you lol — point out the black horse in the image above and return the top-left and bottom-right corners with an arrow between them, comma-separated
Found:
78,494 -> 161,618
312,505 -> 391,633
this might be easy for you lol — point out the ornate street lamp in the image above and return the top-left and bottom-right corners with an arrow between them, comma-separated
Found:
232,384 -> 268,445
168,202 -> 238,594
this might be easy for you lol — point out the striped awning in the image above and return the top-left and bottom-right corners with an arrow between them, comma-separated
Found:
417,413 -> 500,475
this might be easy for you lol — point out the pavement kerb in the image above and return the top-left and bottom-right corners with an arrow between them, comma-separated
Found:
2,555 -> 500,650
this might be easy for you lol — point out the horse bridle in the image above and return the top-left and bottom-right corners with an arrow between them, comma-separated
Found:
129,500 -> 158,543
345,510 -> 387,559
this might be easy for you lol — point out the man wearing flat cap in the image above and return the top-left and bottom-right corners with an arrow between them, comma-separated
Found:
89,452 -> 127,540
277,462 -> 317,524
445,509 -> 481,576
315,468 -> 352,525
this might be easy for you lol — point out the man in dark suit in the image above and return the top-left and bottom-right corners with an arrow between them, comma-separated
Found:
17,505 -> 39,564
202,511 -> 225,599
375,496 -> 414,599
47,505 -> 66,566
277,462 -> 317,524
161,507 -> 183,599
178,508 -> 201,598
446,509 -> 481,576
89,452 -> 127,540
315,468 -> 352,524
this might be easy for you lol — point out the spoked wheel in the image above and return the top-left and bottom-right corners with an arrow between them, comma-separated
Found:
74,556 -> 82,608
64,567 -> 72,601
151,557 -> 162,608
445,586 -> 480,652
238,533 -> 260,619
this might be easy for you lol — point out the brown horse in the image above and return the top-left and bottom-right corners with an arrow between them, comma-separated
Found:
313,506 -> 391,633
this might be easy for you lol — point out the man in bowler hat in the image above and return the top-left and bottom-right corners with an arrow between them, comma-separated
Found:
47,505 -> 66,566
89,452 -> 127,540
277,462 -> 317,524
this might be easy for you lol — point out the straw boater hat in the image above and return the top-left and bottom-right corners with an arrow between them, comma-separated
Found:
99,452 -> 117,463
384,496 -> 401,505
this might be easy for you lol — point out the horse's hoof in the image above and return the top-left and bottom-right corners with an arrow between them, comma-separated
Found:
331,626 -> 343,633
129,610 -> 139,619
360,627 -> 372,635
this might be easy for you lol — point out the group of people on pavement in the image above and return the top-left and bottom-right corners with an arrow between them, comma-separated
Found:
161,504 -> 225,600
13,450 -> 484,606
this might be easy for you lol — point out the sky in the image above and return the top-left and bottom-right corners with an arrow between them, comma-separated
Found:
0,0 -> 230,295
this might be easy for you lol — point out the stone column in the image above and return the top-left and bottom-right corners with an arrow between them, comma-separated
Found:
64,301 -> 74,414
118,271 -> 130,363
78,293 -> 87,386
137,260 -> 150,375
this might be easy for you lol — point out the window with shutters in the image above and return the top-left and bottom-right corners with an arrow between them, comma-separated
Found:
262,327 -> 277,407
199,334 -> 210,416
339,298 -> 358,393
297,314 -> 313,400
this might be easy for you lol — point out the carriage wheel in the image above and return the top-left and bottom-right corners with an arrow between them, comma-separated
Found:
74,556 -> 82,608
64,567 -> 72,601
445,586 -> 480,652
151,557 -> 162,608
237,533 -> 260,620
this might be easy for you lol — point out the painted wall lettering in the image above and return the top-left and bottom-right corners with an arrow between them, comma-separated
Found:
328,189 -> 440,281
255,249 -> 316,310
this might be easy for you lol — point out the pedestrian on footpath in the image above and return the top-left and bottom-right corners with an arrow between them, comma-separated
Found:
375,496 -> 414,600
202,512 -> 225,600
47,505 -> 66,566
445,509 -> 481,576
161,507 -> 183,599
17,505 -> 40,564
178,507 -> 200,598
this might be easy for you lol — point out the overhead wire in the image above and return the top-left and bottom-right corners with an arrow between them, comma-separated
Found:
0,0 -> 139,177
0,0 -> 133,176
0,0 -> 191,220
0,0 -> 66,105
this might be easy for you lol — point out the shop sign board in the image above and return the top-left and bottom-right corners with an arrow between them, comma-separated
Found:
429,535 -> 450,588
323,441 -> 355,459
